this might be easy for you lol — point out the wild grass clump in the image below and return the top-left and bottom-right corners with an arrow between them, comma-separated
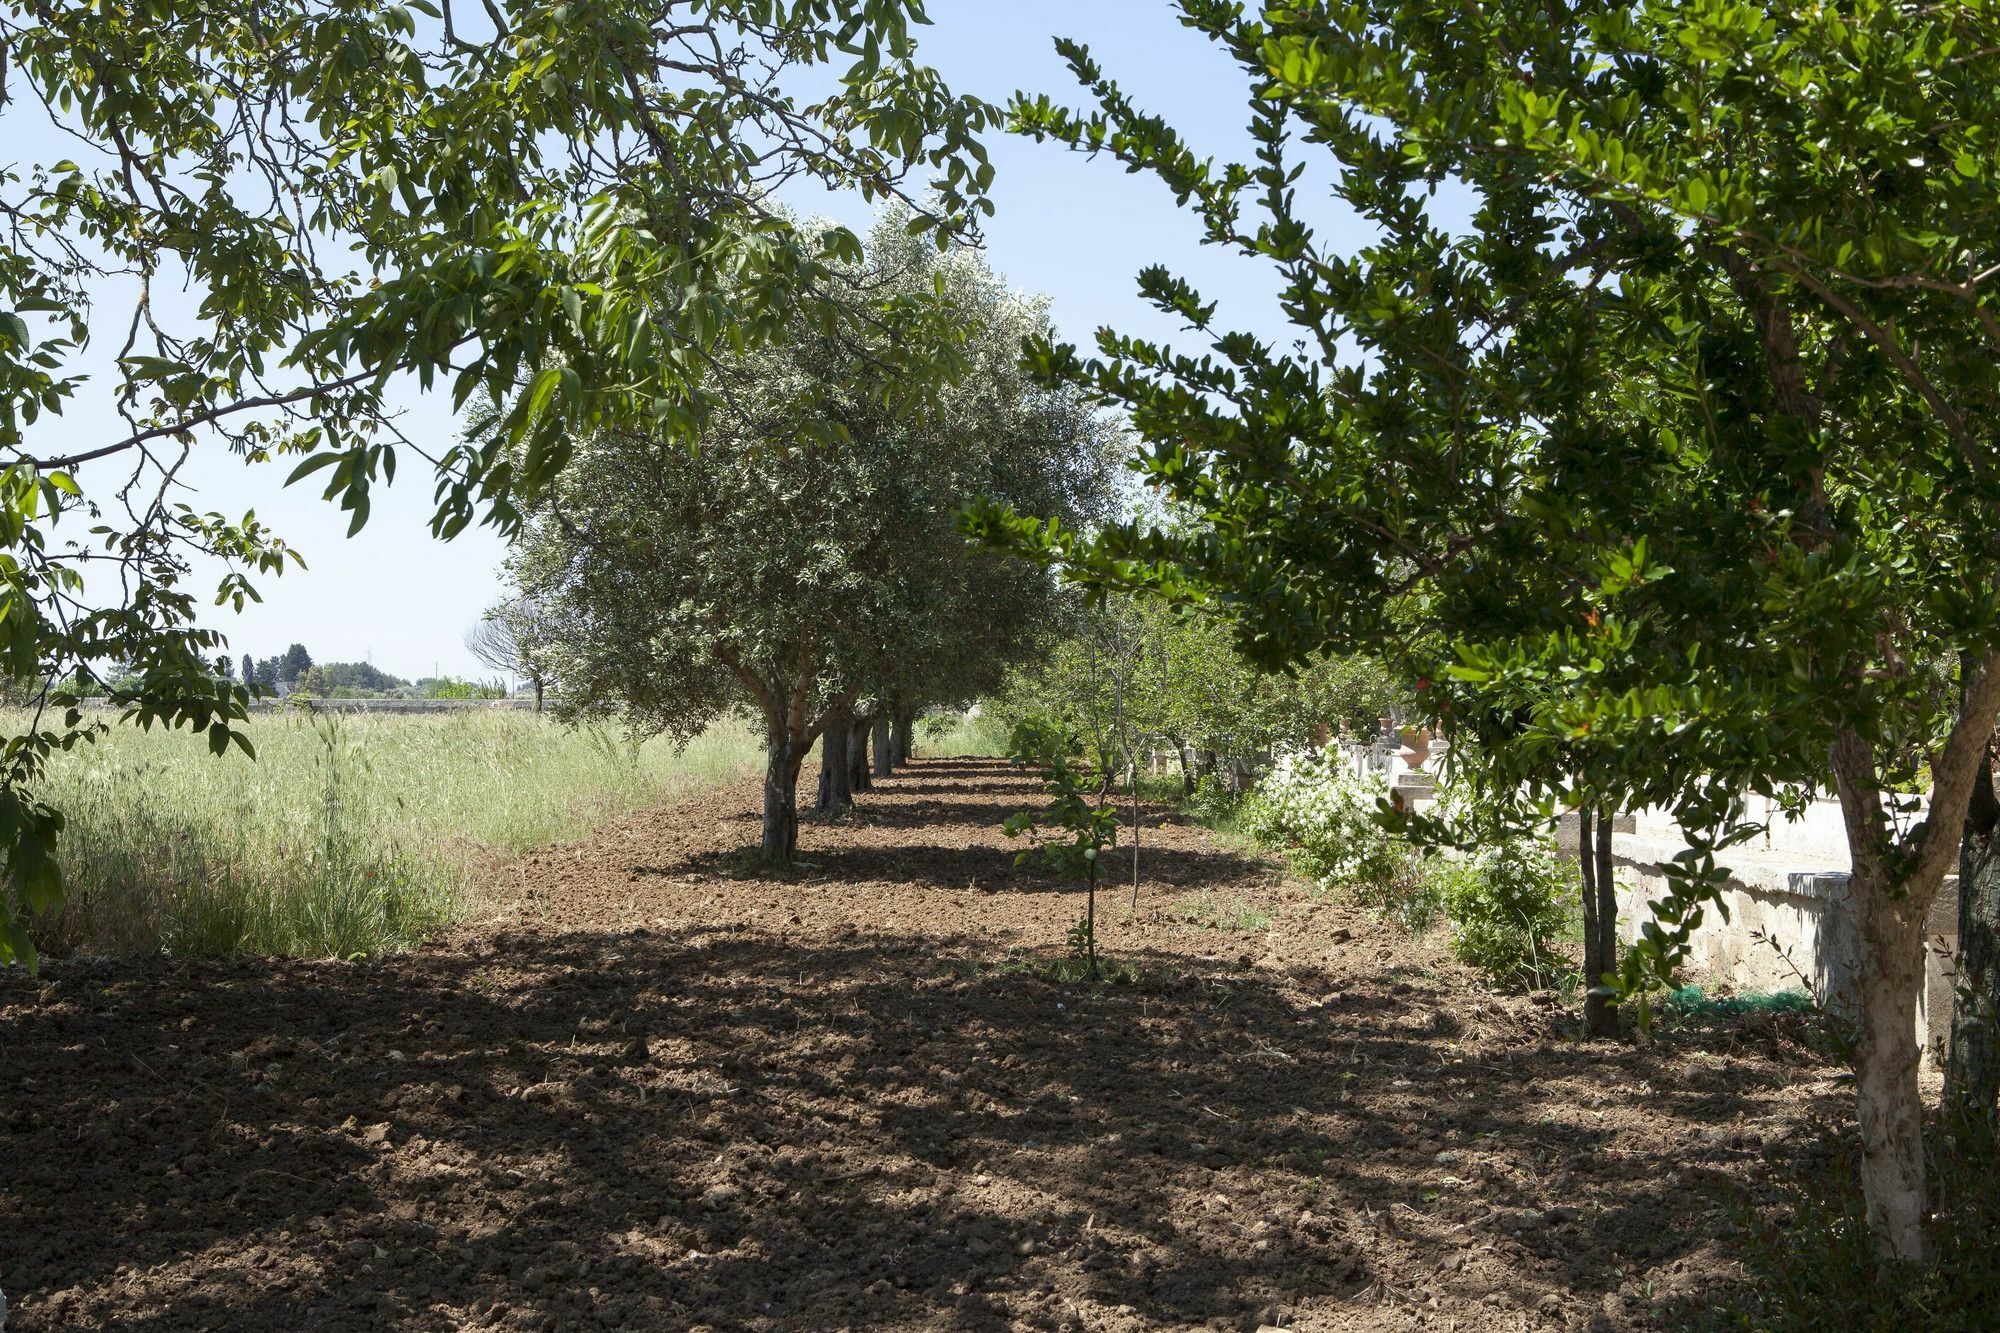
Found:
1172,894 -> 1274,933
921,709 -> 1009,757
26,708 -> 762,960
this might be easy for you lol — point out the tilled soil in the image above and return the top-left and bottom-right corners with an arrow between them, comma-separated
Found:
1,756 -> 1842,1331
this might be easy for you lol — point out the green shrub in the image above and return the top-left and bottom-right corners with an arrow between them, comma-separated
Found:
1180,773 -> 1244,826
1425,838 -> 1573,989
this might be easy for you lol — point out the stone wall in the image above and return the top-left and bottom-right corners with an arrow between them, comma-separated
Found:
1598,802 -> 1960,1066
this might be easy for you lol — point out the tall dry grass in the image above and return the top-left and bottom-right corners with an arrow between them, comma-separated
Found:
23,708 -> 763,959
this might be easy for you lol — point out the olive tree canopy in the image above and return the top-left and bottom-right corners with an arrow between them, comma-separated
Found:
513,217 -> 1118,861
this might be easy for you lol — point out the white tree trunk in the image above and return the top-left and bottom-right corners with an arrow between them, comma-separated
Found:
1827,655 -> 2000,1261
1852,877 -> 1930,1262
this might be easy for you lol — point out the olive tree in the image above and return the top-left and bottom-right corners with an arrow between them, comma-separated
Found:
513,220 -> 1114,862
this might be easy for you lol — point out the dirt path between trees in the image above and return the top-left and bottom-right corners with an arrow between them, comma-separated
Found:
2,757 -> 1843,1331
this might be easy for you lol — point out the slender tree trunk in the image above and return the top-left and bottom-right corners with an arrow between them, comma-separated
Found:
872,713 -> 893,778
891,707 -> 914,766
1084,855 -> 1100,980
1129,762 -> 1141,910
848,714 -> 871,793
532,677 -> 545,713
762,718 -> 801,866
1829,724 -> 1944,1265
1828,656 -> 2000,1260
1590,805 -> 1619,1036
1578,808 -> 1614,1035
1950,736 -> 2000,1126
1174,743 -> 1195,797
817,704 -> 853,814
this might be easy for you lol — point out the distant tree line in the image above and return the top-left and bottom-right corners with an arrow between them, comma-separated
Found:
208,647 -> 505,701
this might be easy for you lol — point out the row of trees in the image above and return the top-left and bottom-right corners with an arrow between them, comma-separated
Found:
992,593 -> 1401,796
217,651 -> 489,700
500,218 -> 1120,861
969,0 -> 2000,1263
10,0 -> 1995,1276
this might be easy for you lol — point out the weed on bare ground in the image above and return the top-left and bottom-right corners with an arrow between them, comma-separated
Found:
1,757 -> 1843,1331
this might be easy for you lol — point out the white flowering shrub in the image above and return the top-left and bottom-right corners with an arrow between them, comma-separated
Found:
1426,839 -> 1574,989
1243,750 -> 1430,919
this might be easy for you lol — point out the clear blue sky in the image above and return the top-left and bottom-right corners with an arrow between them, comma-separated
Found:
50,2 -> 1339,683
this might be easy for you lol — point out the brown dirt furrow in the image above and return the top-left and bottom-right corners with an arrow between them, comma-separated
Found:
0,756 -> 1840,1331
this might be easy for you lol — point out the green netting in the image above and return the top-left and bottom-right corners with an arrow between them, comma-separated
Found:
1659,983 -> 1818,1020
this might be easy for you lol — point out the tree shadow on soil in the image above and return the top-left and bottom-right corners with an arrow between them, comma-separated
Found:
629,839 -> 1269,898
1,923 -> 1823,1331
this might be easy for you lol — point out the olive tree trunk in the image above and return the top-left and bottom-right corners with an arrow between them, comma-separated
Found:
891,707 -> 914,766
762,719 -> 803,865
817,703 -> 853,814
872,713 -> 893,778
848,713 -> 872,793
1949,732 -> 2000,1125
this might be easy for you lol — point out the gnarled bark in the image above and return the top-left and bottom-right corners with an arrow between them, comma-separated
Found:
848,713 -> 872,793
872,713 -> 893,778
762,721 -> 803,865
817,703 -> 853,814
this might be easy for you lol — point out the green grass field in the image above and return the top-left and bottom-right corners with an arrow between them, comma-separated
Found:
25,708 -> 764,961
918,710 -> 1008,757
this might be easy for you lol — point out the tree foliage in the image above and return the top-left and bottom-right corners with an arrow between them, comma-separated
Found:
294,660 -> 409,695
993,591 -> 1401,791
0,0 -> 996,962
511,216 -> 1116,861
971,0 -> 2000,1261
